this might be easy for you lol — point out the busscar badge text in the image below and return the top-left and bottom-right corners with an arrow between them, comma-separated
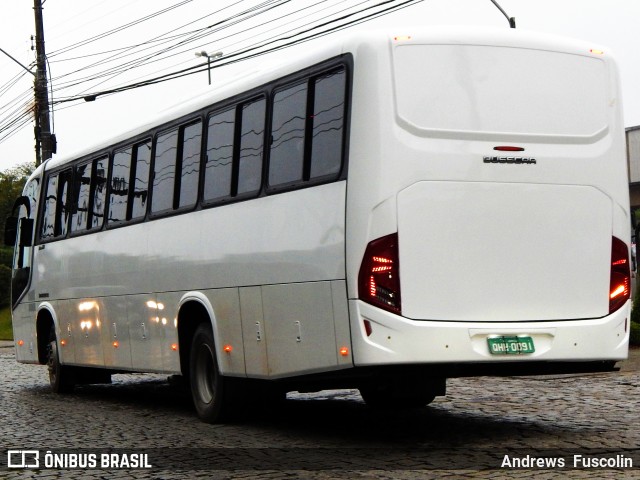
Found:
483,156 -> 536,164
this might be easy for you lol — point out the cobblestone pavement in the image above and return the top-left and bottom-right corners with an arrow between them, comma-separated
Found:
0,343 -> 638,479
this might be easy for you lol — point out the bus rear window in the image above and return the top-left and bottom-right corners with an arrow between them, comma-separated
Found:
393,44 -> 608,137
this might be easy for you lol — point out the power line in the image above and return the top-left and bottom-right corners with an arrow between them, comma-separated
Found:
50,0 -> 291,93
53,0 -> 422,105
0,0 -> 424,147
46,0 -> 195,58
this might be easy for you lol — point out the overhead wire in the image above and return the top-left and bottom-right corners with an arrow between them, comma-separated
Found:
0,0 -> 424,146
98,0 -> 344,89
52,0 -> 371,95
51,0 -> 292,93
48,0 -> 273,85
54,0 -> 423,104
46,0 -> 195,58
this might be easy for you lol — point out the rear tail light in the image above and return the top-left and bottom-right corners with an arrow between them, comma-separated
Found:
358,233 -> 401,314
609,236 -> 630,314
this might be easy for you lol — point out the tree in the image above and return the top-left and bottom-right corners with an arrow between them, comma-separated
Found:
0,162 -> 35,240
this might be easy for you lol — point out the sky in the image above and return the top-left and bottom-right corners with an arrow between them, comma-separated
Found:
1,0 -> 639,173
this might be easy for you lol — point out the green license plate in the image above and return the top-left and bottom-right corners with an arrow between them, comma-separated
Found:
487,336 -> 535,355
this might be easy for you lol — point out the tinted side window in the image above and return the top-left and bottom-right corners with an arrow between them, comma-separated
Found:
71,161 -> 92,232
204,109 -> 234,203
152,129 -> 178,213
269,83 -> 307,187
237,98 -> 265,196
41,169 -> 72,240
41,174 -> 58,240
178,121 -> 202,209
131,141 -> 151,220
58,170 -> 72,237
310,68 -> 345,179
109,148 -> 132,224
91,157 -> 109,229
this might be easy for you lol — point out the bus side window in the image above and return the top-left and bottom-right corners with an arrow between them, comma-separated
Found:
91,157 -> 109,229
310,68 -> 346,179
152,129 -> 178,214
236,98 -> 266,196
41,174 -> 58,240
178,121 -> 202,209
57,169 -> 72,238
71,161 -> 92,232
131,140 -> 151,220
269,82 -> 308,187
41,169 -> 72,240
109,148 -> 132,224
204,108 -> 235,203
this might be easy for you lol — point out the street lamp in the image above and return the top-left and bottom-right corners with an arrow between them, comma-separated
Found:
194,50 -> 223,85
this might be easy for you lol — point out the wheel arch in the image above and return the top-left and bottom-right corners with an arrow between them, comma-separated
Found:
176,292 -> 218,378
35,303 -> 57,365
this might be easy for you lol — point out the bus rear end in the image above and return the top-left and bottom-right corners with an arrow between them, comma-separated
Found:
346,28 -> 630,379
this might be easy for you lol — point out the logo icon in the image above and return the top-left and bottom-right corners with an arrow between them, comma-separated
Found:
7,450 -> 39,468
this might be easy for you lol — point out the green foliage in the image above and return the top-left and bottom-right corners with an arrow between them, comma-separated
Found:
631,285 -> 640,325
0,162 -> 35,237
0,162 -> 33,309
0,306 -> 12,340
631,321 -> 640,347
631,285 -> 640,346
0,264 -> 9,308
0,246 -> 13,308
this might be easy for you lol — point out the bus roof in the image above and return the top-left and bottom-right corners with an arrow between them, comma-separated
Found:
43,25 -> 611,172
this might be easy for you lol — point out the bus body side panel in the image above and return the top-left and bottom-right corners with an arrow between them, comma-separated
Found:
12,302 -> 40,364
29,180 -> 349,378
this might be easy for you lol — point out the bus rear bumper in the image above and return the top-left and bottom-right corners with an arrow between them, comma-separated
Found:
349,300 -> 630,371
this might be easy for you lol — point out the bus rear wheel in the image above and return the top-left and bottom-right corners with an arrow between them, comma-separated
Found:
189,323 -> 232,423
46,326 -> 75,393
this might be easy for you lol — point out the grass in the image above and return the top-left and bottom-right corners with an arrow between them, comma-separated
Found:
631,321 -> 640,347
0,306 -> 12,340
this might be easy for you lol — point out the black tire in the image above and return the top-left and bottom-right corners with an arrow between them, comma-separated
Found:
46,326 -> 75,393
189,323 -> 232,423
359,384 -> 436,409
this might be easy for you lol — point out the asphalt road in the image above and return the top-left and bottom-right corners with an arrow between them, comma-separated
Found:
0,342 -> 638,479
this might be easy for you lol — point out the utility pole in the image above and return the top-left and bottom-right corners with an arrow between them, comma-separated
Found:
33,0 -> 54,166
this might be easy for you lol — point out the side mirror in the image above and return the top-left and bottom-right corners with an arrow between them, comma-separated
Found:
4,216 -> 18,247
5,196 -> 33,248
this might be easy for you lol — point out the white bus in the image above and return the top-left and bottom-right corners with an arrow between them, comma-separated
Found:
6,26 -> 631,423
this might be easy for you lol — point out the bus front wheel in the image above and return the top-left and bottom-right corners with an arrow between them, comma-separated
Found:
46,326 -> 75,393
189,323 -> 231,423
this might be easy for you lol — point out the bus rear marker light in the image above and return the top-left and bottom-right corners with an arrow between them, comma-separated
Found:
339,347 -> 349,357
358,233 -> 401,314
609,236 -> 630,313
223,344 -> 233,353
493,146 -> 524,152
364,320 -> 373,337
